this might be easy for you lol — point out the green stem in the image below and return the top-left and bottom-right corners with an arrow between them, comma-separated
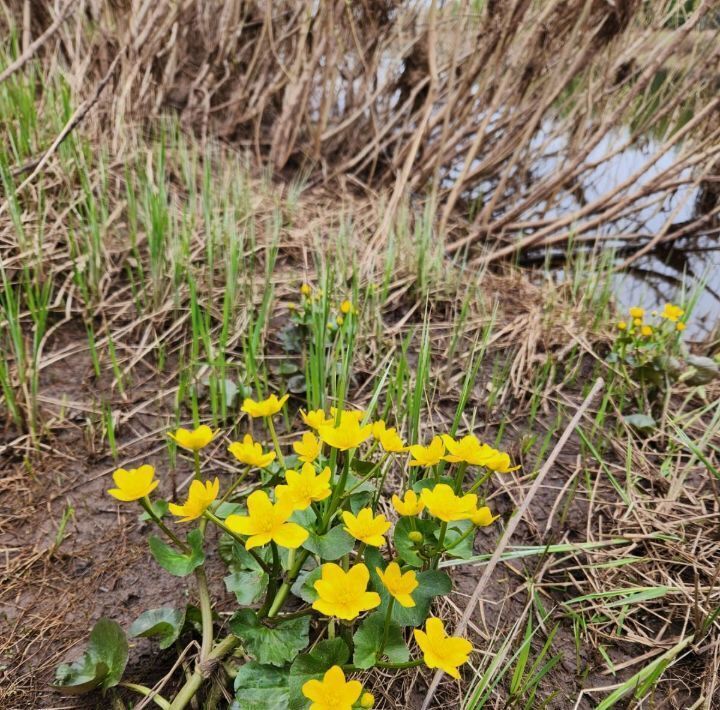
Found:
168,635 -> 240,710
377,597 -> 395,661
193,451 -> 201,481
196,519 -> 214,662
203,511 -> 272,573
371,454 -> 392,509
140,497 -> 189,552
119,682 -> 171,709
443,523 -> 476,551
266,548 -> 311,618
217,466 -> 250,506
453,462 -> 468,492
267,417 -> 285,468
321,452 -> 351,532
432,522 -> 448,569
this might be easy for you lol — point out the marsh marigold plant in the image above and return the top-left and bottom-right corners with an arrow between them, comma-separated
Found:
68,392 -> 517,708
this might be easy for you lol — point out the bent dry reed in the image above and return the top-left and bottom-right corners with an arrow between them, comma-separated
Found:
54,382 -> 516,709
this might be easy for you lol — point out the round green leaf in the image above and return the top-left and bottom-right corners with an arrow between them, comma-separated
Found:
229,610 -> 309,667
128,608 -> 185,650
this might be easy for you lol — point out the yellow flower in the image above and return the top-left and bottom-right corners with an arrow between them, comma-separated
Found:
301,408 -> 333,430
676,322 -> 686,332
329,407 -> 366,424
301,665 -> 362,710
376,562 -> 418,607
293,432 -> 321,463
107,465 -> 158,502
407,436 -> 445,466
336,316 -> 344,326
168,425 -> 216,452
661,303 -> 684,322
275,463 -> 331,511
375,424 -> 406,453
319,419 -> 372,451
470,506 -> 498,527
312,563 -> 381,619
617,321 -> 627,331
441,434 -> 495,466
300,283 -> 312,296
483,449 -> 519,473
413,617 -> 472,679
420,483 -> 477,522
641,325 -> 653,337
340,300 -> 354,315
629,306 -> 645,319
228,434 -> 276,468
241,394 -> 289,418
360,692 -> 375,708
391,490 -> 425,516
168,478 -> 219,522
342,508 -> 391,547
633,318 -> 643,327
225,490 -> 308,550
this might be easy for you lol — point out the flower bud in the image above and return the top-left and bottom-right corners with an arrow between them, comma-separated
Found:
360,692 -> 375,708
408,531 -> 423,543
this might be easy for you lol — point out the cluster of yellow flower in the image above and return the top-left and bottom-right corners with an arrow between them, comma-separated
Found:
295,282 -> 354,326
616,303 -> 686,336
108,393 -> 517,694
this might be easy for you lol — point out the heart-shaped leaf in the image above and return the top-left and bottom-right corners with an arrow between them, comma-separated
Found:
128,608 -> 185,650
53,619 -> 128,694
229,610 -> 309,667
302,525 -> 355,560
149,528 -> 205,577
231,661 -> 290,709
352,611 -> 409,669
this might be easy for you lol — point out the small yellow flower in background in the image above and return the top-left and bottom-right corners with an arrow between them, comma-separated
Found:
661,303 -> 684,322
228,434 -> 276,468
329,407 -> 366,425
301,665 -> 362,710
300,283 -> 312,296
408,530 -> 423,543
107,465 -> 158,502
413,617 -> 472,679
293,432 -> 321,463
336,315 -> 344,326
301,408 -> 333,430
676,322 -> 686,332
641,325 -> 653,337
633,318 -> 642,327
421,483 -> 477,522
376,562 -> 418,607
312,563 -> 381,619
471,506 -> 498,527
241,393 -> 289,418
381,429 -> 406,453
168,478 -> 219,522
441,434 -> 494,466
168,425 -> 216,452
342,508 -> 391,547
392,489 -> 425,516
360,691 -> 375,708
629,306 -> 645,319
225,490 -> 308,550
482,449 -> 519,473
319,418 -> 372,451
617,320 -> 627,331
407,436 -> 445,466
275,463 -> 331,511
340,300 -> 354,315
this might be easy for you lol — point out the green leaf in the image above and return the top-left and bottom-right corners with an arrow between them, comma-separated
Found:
53,619 -> 128,694
231,661 -> 290,709
224,569 -> 268,604
290,506 -> 316,528
393,517 -> 436,567
128,608 -> 185,650
139,499 -> 169,521
291,565 -> 322,603
220,535 -> 270,573
350,459 -> 376,476
302,525 -> 355,560
229,610 -> 309,667
288,639 -> 350,710
149,528 -> 205,576
353,612 -> 409,669
441,520 -> 475,560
